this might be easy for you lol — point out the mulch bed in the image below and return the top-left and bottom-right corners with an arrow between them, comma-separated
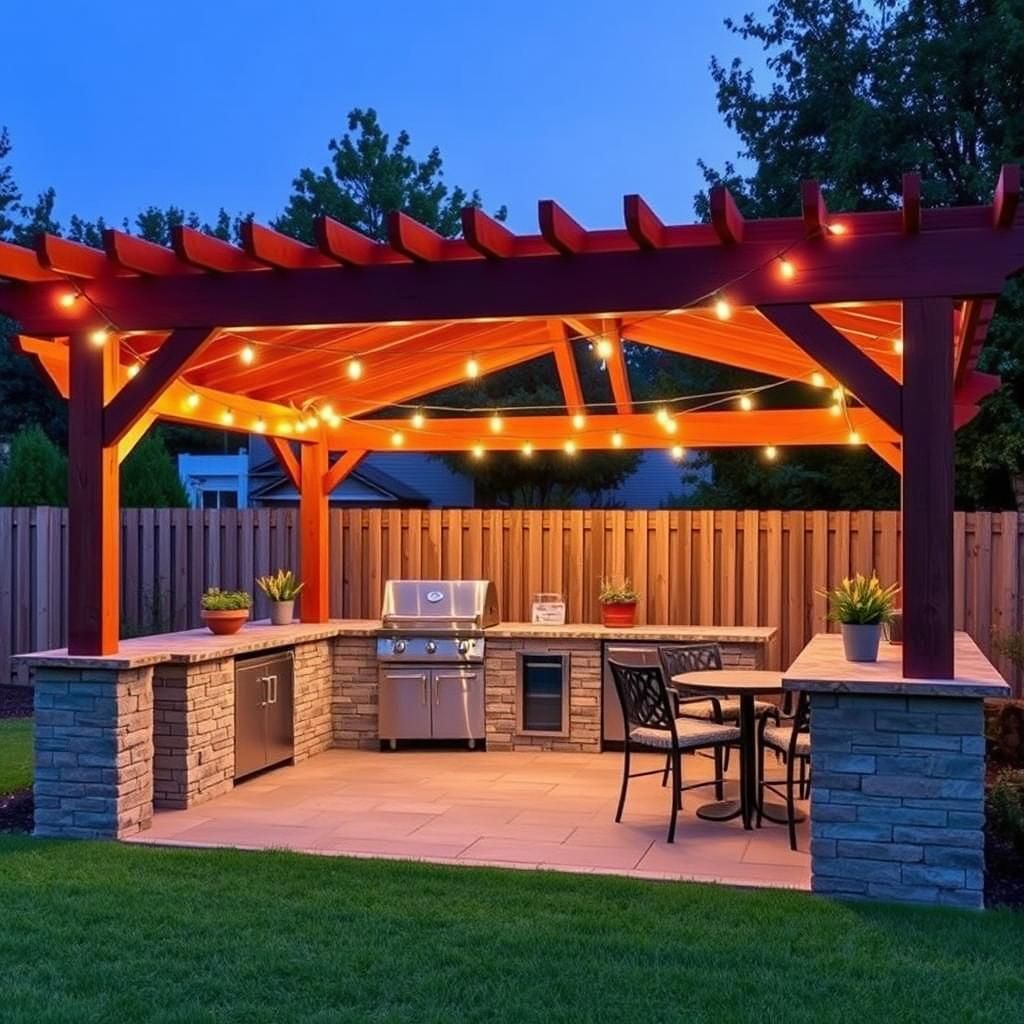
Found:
985,826 -> 1024,910
0,685 -> 33,719
0,790 -> 33,834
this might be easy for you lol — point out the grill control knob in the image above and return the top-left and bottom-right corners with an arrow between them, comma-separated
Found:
393,639 -> 407,654
457,639 -> 471,655
425,640 -> 438,654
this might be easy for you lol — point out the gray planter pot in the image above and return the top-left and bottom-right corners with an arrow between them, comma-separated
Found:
841,622 -> 882,662
269,600 -> 295,626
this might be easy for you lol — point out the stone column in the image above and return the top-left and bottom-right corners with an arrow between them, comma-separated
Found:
34,667 -> 153,838
809,693 -> 986,908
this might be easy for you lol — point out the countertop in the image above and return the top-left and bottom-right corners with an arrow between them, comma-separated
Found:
782,632 -> 1009,699
13,619 -> 777,671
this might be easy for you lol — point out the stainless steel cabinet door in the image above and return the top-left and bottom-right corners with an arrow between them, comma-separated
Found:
378,669 -> 432,739
430,669 -> 485,740
264,666 -> 294,768
235,665 -> 267,779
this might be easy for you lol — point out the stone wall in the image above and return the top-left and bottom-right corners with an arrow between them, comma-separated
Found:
809,693 -> 986,908
34,668 -> 153,839
294,640 -> 334,762
332,636 -> 378,749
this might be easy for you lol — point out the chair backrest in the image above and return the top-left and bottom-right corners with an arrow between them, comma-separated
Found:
789,690 -> 811,752
659,643 -> 723,696
607,658 -> 677,739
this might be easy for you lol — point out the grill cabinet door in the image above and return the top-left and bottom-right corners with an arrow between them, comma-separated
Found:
263,661 -> 294,769
378,669 -> 432,740
234,663 -> 268,779
430,669 -> 485,740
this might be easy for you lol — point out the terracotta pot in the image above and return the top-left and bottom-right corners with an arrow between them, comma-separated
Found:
841,622 -> 882,662
201,609 -> 250,636
601,602 -> 637,628
269,600 -> 295,626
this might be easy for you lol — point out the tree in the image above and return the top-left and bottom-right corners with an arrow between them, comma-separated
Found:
0,424 -> 67,505
120,431 -> 189,507
698,0 -> 1024,509
274,107 -> 506,242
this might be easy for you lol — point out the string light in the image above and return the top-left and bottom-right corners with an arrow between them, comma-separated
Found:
572,413 -> 586,430
778,256 -> 795,279
611,432 -> 624,448
764,445 -> 778,461
240,345 -> 255,365
90,328 -> 109,347
320,403 -> 334,420
347,359 -> 363,380
328,415 -> 342,429
738,394 -> 754,411
185,391 -> 200,410
848,430 -> 862,445
305,414 -> 319,430
221,409 -> 235,426
295,421 -> 306,434
655,407 -> 671,426
521,442 -> 533,457
472,443 -> 485,459
254,417 -> 266,434
671,445 -> 685,461
830,402 -> 842,417
831,387 -> 844,402
410,409 -> 426,429
489,412 -> 504,433
827,222 -> 847,236
893,338 -> 904,355
466,356 -> 480,379
278,421 -> 292,434
126,363 -> 140,379
58,292 -> 77,308
664,419 -> 678,435
564,439 -> 577,456
391,431 -> 405,447
595,337 -> 614,360
811,372 -> 826,388
714,296 -> 732,320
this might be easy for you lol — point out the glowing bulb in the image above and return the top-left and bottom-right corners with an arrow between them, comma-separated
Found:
893,338 -> 904,355
305,414 -> 319,430
572,413 -> 586,430
611,432 -> 624,448
347,359 -> 363,380
320,403 -> 333,419
831,387 -> 844,402
489,413 -> 504,433
827,222 -> 847,235
185,391 -> 200,410
278,421 -> 292,434
126,363 -> 140,379
664,420 -> 678,435
655,407 -> 670,426
671,445 -> 685,461
221,409 -> 235,426
564,439 -> 577,456
391,431 -> 404,447
848,430 -> 862,445
294,421 -> 306,434
830,403 -> 842,417
765,445 -> 778,461
410,410 -> 425,429
58,291 -> 77,308
254,418 -> 266,433
595,337 -> 614,360
521,442 -> 533,457
472,443 -> 485,459
329,415 -> 342,429
466,356 -> 480,379
738,394 -> 754,412
240,345 -> 255,365
90,328 -> 110,347
715,296 -> 732,320
778,257 -> 795,279
811,372 -> 826,388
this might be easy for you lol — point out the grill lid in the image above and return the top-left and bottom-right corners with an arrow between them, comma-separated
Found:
380,579 -> 499,632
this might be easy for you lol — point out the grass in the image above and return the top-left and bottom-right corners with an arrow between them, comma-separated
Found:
0,718 -> 32,795
0,838 -> 1021,1023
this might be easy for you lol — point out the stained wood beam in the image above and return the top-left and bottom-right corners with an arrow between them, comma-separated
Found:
103,229 -> 198,276
623,194 -> 666,249
800,180 -> 829,236
710,186 -> 744,244
547,321 -> 585,414
117,412 -> 156,464
299,439 -> 330,621
316,216 -> 409,266
461,207 -> 516,258
173,226 -> 263,272
241,222 -> 335,269
758,304 -> 903,432
902,173 -> 921,234
388,212 -> 447,262
36,234 -> 116,278
0,240 -> 59,282
994,164 -> 1020,228
323,449 -> 366,494
104,327 -> 217,446
267,436 -> 300,489
539,200 -> 587,254
869,442 -> 902,474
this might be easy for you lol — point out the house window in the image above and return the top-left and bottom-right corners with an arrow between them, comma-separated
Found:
201,489 -> 239,509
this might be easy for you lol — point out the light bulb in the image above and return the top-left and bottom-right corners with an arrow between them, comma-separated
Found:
521,442 -> 533,457
58,291 -> 77,308
739,394 -> 754,411
489,413 -> 503,433
830,403 -> 842,417
90,328 -> 110,347
305,414 -> 319,430
254,418 -> 266,433
126,363 -> 140,379
715,296 -> 732,320
329,415 -> 342,429
595,337 -> 614,360
472,443 -> 485,459
410,410 -> 425,429
664,420 -> 678,435
240,345 -> 255,365
572,413 -> 586,430
294,421 -> 306,434
811,372 -> 826,388
848,430 -> 862,445
655,407 -> 670,426
827,222 -> 847,235
671,445 -> 685,461
221,409 -> 235,426
347,359 -> 363,380
564,439 -> 577,455
391,431 -> 405,447
611,432 -> 624,448
831,387 -> 844,402
765,445 -> 778,461
320,403 -> 333,419
278,421 -> 292,434
185,391 -> 200,410
778,257 -> 795,279
893,338 -> 904,355
466,357 -> 480,379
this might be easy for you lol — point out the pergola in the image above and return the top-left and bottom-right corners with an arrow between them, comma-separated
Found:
0,169 -> 1020,677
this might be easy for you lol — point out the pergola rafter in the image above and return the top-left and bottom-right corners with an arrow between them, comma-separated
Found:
2,169 -> 1021,675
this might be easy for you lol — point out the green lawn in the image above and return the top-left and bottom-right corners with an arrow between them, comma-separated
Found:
0,838 -> 1020,1023
0,717 -> 32,795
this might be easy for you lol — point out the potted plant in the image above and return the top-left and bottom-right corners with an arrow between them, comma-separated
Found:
256,569 -> 305,626
598,577 -> 639,628
823,573 -> 899,662
200,587 -> 252,636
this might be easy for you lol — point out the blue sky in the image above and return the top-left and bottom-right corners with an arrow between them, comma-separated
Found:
6,1 -> 769,234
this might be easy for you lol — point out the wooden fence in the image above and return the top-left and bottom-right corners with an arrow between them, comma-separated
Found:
2,506 -> 1021,694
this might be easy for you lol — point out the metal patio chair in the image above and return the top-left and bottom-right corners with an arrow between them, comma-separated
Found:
756,690 -> 811,850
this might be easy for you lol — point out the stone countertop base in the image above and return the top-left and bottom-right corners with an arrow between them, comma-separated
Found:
783,632 -> 1009,699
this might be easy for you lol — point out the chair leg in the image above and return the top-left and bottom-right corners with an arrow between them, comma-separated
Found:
723,745 -> 731,774
713,746 -> 724,800
756,736 -> 766,827
798,755 -> 807,800
786,746 -> 798,851
661,752 -> 671,787
615,745 -> 630,823
667,748 -> 682,844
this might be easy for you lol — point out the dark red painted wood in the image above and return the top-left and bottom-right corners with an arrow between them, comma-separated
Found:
173,226 -> 264,272
757,304 -> 903,432
241,222 -> 336,269
103,327 -> 216,446
67,331 -> 120,655
538,200 -> 587,254
461,207 -> 516,258
37,234 -> 123,279
901,297 -> 955,678
801,180 -> 828,236
994,164 -> 1020,228
388,212 -> 445,262
902,173 -> 921,234
104,229 -> 199,276
710,186 -> 744,244
623,194 -> 665,249
315,216 -> 409,266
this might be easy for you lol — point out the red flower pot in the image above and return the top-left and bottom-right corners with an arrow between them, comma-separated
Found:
600,602 -> 637,628
201,609 -> 250,636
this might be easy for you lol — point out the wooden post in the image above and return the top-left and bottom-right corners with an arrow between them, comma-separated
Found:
299,437 -> 329,622
901,297 -> 954,678
67,331 -> 120,655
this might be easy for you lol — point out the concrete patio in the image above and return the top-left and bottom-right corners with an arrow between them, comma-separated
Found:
127,748 -> 810,889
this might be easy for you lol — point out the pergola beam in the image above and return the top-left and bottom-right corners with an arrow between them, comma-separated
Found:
902,173 -> 922,234
710,186 -> 744,244
323,450 -> 366,494
548,321 -> 585,414
623,194 -> 666,249
241,222 -> 336,269
539,200 -> 588,254
267,437 -> 300,489
994,164 -> 1020,228
173,226 -> 263,273
316,216 -> 408,266
104,229 -> 198,276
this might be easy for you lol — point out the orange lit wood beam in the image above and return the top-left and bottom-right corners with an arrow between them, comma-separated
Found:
267,437 -> 301,489
103,229 -> 198,276
994,164 -> 1020,228
623,194 -> 666,249
104,327 -> 217,446
801,180 -> 829,236
316,216 -> 409,266
710,185 -> 744,244
36,234 -> 120,278
603,320 -> 632,413
0,241 -> 60,282
548,321 -> 585,414
117,411 -> 156,464
539,200 -> 588,254
241,221 -> 336,269
172,226 -> 263,272
388,212 -> 445,261
461,207 -> 516,258
323,449 -> 366,494
299,437 -> 330,621
869,442 -> 903,473
902,173 -> 921,234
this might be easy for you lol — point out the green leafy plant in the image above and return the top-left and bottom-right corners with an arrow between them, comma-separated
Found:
256,569 -> 305,602
989,768 -> 1024,854
992,628 -> 1024,672
598,578 -> 639,605
200,587 -> 252,612
822,573 -> 899,625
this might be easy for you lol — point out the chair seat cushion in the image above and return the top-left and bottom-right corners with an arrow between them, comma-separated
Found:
630,717 -> 740,750
763,723 -> 811,756
679,697 -> 774,721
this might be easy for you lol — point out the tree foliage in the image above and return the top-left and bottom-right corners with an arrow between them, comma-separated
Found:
698,0 -> 1024,509
0,424 -> 67,506
120,431 -> 189,508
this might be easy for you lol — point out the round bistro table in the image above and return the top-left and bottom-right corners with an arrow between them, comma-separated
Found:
670,669 -> 786,831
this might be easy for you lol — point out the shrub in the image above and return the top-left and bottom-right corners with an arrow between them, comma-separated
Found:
201,587 -> 252,611
0,424 -> 66,505
120,430 -> 189,507
989,768 -> 1024,854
